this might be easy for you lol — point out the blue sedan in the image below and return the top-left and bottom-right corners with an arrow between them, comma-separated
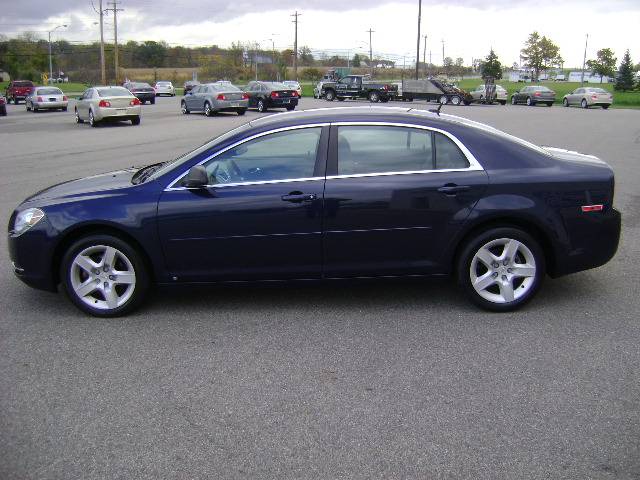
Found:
8,107 -> 621,316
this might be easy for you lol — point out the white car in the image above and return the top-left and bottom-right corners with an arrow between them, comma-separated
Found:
313,80 -> 329,99
282,81 -> 302,97
469,84 -> 508,105
154,81 -> 175,96
26,86 -> 68,112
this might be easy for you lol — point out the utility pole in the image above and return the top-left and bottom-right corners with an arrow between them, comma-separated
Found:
422,35 -> 427,78
291,11 -> 301,80
98,0 -> 106,84
367,28 -> 374,76
107,1 -> 123,84
48,25 -> 67,83
580,33 -> 589,86
415,0 -> 422,80
441,39 -> 445,67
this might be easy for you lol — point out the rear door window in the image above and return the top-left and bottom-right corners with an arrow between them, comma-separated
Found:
434,132 -> 470,169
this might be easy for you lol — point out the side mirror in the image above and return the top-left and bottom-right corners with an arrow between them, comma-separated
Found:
184,165 -> 209,188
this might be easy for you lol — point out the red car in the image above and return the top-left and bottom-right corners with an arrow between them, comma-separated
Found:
5,80 -> 35,104
0,96 -> 6,116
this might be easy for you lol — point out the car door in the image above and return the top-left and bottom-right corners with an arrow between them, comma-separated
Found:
77,88 -> 92,118
184,85 -> 198,109
322,123 -> 488,277
157,125 -> 329,282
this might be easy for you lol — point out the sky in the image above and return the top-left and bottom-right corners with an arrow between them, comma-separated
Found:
1,0 -> 639,68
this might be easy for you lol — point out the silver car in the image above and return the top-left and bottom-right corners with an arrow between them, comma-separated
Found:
282,80 -> 302,97
75,86 -> 142,127
469,84 -> 508,105
154,81 -> 175,96
26,86 -> 68,112
181,82 -> 249,116
562,87 -> 612,109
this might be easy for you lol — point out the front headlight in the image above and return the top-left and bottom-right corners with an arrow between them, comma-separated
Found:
13,208 -> 45,235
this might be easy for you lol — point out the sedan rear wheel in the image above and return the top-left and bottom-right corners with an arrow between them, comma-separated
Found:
257,99 -> 267,112
181,101 -> 190,114
61,235 -> 149,317
89,110 -> 97,127
511,96 -> 517,105
131,116 -> 141,125
458,227 -> 545,311
526,97 -> 533,106
563,98 -> 569,107
75,108 -> 84,123
204,102 -> 213,117
581,99 -> 588,109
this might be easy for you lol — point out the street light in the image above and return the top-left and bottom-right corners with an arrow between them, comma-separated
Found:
48,24 -> 67,83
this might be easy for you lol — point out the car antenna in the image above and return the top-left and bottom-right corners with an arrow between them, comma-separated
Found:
428,102 -> 443,115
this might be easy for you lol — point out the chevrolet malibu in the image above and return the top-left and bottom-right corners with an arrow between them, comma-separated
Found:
26,86 -> 69,112
8,107 -> 620,317
75,86 -> 142,127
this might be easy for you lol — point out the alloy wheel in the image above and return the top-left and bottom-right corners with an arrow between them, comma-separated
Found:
469,238 -> 537,304
69,245 -> 136,311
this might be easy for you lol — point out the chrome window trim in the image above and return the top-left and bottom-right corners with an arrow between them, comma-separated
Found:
164,123 -> 329,191
163,120 -> 483,191
330,121 -> 483,173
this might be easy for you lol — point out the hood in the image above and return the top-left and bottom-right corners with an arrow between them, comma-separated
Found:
542,147 -> 608,166
24,168 -> 138,204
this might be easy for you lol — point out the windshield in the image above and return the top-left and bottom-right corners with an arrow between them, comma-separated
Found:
37,88 -> 63,95
98,87 -> 132,97
147,123 -> 253,182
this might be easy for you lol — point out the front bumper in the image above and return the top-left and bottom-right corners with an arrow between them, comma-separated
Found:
8,220 -> 58,292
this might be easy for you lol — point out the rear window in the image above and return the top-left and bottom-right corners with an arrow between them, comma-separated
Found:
264,82 -> 288,90
97,87 -> 131,97
589,88 -> 607,93
14,81 -> 34,87
533,86 -> 552,92
37,88 -> 63,95
131,83 -> 151,88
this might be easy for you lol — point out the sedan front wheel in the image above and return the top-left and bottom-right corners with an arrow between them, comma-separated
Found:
458,227 -> 545,311
60,234 -> 149,317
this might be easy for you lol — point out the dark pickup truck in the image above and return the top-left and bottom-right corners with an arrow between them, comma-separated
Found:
5,80 -> 35,104
322,75 -> 398,103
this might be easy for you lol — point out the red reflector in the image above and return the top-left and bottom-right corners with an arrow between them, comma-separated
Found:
130,98 -> 141,106
534,92 -> 541,96
581,205 -> 604,212
217,94 -> 226,100
98,100 -> 111,107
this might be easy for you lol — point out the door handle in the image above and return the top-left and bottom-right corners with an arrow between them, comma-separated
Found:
437,184 -> 470,195
281,192 -> 317,203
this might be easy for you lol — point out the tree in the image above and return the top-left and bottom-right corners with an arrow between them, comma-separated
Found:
480,49 -> 502,80
443,56 -> 453,76
298,46 -> 314,66
615,49 -> 635,91
586,48 -> 617,83
520,31 -> 562,81
352,53 -> 361,67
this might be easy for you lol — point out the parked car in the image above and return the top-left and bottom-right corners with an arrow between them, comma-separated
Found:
244,81 -> 299,112
282,80 -> 303,97
181,82 -> 249,116
25,86 -> 68,112
469,84 -> 508,105
510,86 -> 555,106
4,80 -> 35,104
74,86 -> 141,127
562,87 -> 612,109
322,75 -> 398,103
0,96 -> 6,116
123,82 -> 156,104
183,80 -> 200,95
8,107 -> 620,317
154,81 -> 175,96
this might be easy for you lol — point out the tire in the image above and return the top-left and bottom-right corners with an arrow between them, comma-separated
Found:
0,107 -> 6,116
60,234 -> 150,317
131,116 -> 141,125
499,100 -> 506,105
546,102 -> 553,107
325,90 -> 336,101
181,101 -> 190,114
511,96 -> 517,105
526,97 -> 534,106
337,97 -> 345,101
439,95 -> 448,104
75,108 -> 84,123
62,106 -> 67,112
89,110 -> 98,127
150,98 -> 155,105
257,99 -> 267,112
380,97 -> 389,103
286,105 -> 295,111
457,227 -> 545,312
204,102 -> 213,117
602,104 -> 609,110
581,99 -> 588,109
26,102 -> 31,111
237,108 -> 246,116
450,95 -> 461,106
563,98 -> 569,107
368,91 -> 380,103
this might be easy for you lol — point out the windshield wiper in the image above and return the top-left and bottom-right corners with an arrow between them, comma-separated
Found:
131,162 -> 166,184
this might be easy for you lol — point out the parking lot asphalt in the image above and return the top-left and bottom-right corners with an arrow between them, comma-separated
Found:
1,97 -> 639,479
